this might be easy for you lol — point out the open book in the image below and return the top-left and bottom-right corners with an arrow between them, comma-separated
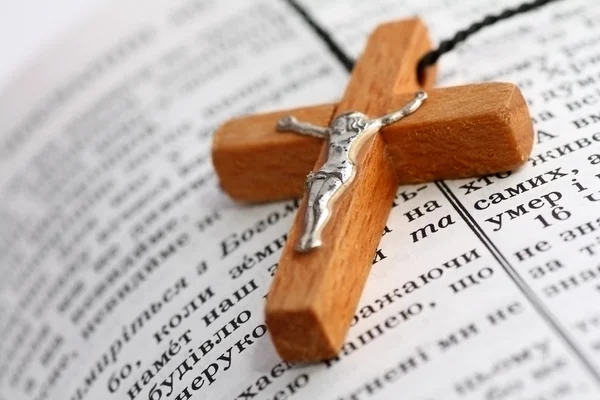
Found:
2,0 -> 600,398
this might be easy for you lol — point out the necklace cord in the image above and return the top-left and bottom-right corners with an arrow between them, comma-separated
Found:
416,0 -> 563,85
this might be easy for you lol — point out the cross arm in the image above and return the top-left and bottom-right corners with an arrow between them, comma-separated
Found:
213,82 -> 532,204
381,82 -> 534,182
212,103 -> 335,202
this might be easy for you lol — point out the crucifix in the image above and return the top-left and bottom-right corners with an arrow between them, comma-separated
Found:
212,19 -> 533,361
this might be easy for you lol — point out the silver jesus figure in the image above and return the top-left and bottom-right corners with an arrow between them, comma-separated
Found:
276,91 -> 427,252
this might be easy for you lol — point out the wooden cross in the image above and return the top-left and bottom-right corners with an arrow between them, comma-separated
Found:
212,19 -> 533,361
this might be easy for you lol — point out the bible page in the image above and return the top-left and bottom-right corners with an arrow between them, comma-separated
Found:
2,0 -> 600,400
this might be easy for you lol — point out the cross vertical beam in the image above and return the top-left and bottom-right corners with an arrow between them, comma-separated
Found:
265,19 -> 435,361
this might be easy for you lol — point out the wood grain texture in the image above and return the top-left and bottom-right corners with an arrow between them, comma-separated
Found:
336,18 -> 435,114
213,82 -> 533,203
381,82 -> 534,183
212,104 -> 333,202
265,133 -> 398,361
265,19 -> 434,361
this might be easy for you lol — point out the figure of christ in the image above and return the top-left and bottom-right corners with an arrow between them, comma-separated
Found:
276,91 -> 427,252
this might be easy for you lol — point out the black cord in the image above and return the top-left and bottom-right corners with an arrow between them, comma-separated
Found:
417,0 -> 562,84
287,0 -> 355,71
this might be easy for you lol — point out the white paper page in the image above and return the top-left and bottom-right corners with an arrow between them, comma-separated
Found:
1,0 -> 600,400
0,0 -> 104,92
